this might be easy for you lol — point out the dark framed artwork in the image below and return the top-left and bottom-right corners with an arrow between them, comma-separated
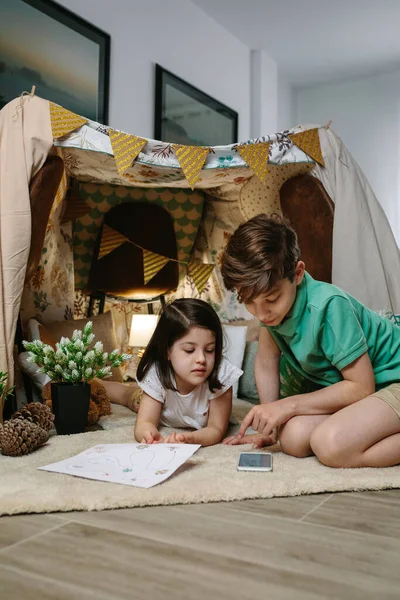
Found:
154,64 -> 238,146
0,0 -> 110,123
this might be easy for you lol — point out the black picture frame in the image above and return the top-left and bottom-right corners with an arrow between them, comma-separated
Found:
154,64 -> 238,146
0,0 -> 110,124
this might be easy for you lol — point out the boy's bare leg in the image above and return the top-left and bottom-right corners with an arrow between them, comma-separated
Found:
96,379 -> 140,413
279,414 -> 329,457
310,395 -> 400,468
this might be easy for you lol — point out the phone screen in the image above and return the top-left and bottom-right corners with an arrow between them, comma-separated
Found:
238,453 -> 272,469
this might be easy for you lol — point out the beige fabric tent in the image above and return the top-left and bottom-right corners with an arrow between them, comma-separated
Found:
1,93 -> 400,419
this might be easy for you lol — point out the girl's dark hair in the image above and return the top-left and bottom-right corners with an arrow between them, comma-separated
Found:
136,298 -> 223,392
221,213 -> 300,303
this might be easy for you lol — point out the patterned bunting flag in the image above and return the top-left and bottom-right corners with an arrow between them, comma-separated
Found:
236,142 -> 271,182
143,249 -> 170,284
187,262 -> 215,294
98,224 -> 128,259
173,145 -> 209,189
109,130 -> 147,177
61,191 -> 90,223
49,102 -> 87,139
289,129 -> 325,166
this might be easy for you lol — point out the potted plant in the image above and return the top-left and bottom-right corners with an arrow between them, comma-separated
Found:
23,321 -> 129,435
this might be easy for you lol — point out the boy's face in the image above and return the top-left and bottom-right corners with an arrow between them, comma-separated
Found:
242,261 -> 305,326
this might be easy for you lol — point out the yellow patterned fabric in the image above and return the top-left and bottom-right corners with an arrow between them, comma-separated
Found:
98,224 -> 128,259
173,145 -> 210,189
187,262 -> 215,294
109,130 -> 147,177
239,163 -> 314,221
49,103 -> 87,139
142,249 -> 170,284
236,142 -> 271,182
289,129 -> 324,167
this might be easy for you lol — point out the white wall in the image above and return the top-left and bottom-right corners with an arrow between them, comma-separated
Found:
59,0 -> 252,141
251,50 -> 277,137
277,76 -> 295,131
294,70 -> 400,243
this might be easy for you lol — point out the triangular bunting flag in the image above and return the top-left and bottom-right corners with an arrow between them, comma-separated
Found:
187,262 -> 215,294
98,224 -> 128,259
49,102 -> 87,139
173,145 -> 209,189
109,129 -> 147,177
236,142 -> 271,182
61,191 -> 90,223
288,129 -> 324,166
143,249 -> 170,284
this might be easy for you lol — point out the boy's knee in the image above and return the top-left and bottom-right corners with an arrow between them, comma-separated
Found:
310,424 -> 347,468
279,417 -> 313,458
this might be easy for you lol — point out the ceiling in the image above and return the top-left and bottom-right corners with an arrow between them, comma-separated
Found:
192,0 -> 400,87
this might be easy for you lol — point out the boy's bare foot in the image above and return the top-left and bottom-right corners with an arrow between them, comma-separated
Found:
223,432 -> 277,448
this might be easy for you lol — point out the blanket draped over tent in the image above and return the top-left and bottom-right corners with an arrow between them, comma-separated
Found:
1,93 -> 400,412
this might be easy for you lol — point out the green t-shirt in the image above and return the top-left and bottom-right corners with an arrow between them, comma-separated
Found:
264,272 -> 400,391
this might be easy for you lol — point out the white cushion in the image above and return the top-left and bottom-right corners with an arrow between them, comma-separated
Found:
222,325 -> 247,398
18,352 -> 50,391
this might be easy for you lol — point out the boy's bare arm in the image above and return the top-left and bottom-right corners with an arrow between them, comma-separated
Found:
255,327 -> 281,404
237,352 -> 376,438
288,352 -> 375,416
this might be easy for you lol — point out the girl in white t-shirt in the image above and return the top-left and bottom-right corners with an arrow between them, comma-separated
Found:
134,298 -> 242,446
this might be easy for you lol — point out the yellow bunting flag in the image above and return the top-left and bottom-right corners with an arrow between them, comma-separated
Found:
173,145 -> 209,189
49,102 -> 87,139
109,129 -> 147,177
98,224 -> 128,259
143,249 -> 170,284
187,262 -> 215,294
236,142 -> 271,182
61,191 -> 90,223
289,129 -> 324,166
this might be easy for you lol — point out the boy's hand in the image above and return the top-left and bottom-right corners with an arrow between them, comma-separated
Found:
223,432 -> 277,448
141,430 -> 165,444
237,401 -> 293,438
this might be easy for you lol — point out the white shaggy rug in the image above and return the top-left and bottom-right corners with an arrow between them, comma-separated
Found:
1,400 -> 400,516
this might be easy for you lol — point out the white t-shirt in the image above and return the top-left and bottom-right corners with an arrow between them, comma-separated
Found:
137,357 -> 243,430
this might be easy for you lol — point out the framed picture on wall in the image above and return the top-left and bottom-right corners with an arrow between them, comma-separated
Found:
154,64 -> 238,146
0,0 -> 110,123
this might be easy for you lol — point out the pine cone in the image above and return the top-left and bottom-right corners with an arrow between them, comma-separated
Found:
0,419 -> 49,456
11,403 -> 54,431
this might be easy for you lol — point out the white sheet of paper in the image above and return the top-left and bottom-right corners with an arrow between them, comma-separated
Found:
38,443 -> 201,488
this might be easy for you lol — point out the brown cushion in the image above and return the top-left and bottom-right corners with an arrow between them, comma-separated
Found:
41,311 -> 123,382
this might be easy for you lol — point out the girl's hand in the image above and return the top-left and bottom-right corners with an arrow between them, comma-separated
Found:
223,432 -> 277,448
141,430 -> 165,444
163,431 -> 193,444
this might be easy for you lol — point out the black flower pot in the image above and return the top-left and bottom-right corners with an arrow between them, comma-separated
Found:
51,382 -> 90,435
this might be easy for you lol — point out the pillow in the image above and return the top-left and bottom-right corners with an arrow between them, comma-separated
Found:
222,324 -> 247,397
238,341 -> 259,403
18,352 -> 50,390
222,319 -> 261,342
27,311 -> 123,382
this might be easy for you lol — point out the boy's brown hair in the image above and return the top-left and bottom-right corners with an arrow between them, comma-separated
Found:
220,213 -> 300,303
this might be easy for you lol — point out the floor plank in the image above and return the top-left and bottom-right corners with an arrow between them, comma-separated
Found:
0,564 -> 111,600
0,514 -> 66,550
304,492 -> 400,538
1,510 -> 399,599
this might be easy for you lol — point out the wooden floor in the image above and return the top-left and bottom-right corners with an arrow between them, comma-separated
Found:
1,490 -> 400,599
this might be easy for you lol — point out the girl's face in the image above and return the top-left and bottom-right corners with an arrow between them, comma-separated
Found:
168,326 -> 216,395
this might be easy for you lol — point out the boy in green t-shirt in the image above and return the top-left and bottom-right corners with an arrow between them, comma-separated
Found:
221,214 -> 400,468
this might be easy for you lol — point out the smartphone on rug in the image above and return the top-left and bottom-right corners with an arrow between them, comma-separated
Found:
237,452 -> 273,472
